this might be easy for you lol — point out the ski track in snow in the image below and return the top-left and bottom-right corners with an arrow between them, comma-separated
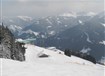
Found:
1,44 -> 105,76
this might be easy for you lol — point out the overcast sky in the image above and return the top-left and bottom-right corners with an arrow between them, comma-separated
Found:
0,0 -> 104,18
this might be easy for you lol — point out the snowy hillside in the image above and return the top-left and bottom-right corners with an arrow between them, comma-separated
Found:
1,44 -> 105,76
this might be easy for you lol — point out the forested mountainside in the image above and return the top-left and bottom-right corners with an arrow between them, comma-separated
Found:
0,23 -> 25,61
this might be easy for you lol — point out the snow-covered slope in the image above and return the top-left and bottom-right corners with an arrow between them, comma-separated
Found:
1,44 -> 105,76
25,44 -> 94,64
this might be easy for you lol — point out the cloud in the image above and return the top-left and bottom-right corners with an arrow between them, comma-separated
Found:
2,0 -> 104,17
5,0 -> 104,2
18,0 -> 28,2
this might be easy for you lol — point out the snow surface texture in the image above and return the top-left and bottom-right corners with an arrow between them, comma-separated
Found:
1,44 -> 105,76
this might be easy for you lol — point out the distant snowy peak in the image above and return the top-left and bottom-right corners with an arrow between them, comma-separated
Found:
86,12 -> 96,17
60,12 -> 96,18
77,12 -> 96,17
59,12 -> 77,18
8,25 -> 22,32
17,16 -> 33,21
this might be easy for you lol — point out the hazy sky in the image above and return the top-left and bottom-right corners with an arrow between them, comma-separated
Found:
0,0 -> 104,17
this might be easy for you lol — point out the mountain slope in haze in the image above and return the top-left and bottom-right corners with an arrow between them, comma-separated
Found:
2,44 -> 105,76
44,12 -> 105,61
17,12 -> 96,46
0,16 -> 33,37
0,12 -> 96,39
19,12 -> 95,39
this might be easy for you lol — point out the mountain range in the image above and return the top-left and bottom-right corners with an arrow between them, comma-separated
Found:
1,11 -> 105,62
44,12 -> 105,61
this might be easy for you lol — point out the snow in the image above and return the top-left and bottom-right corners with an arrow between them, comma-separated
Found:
86,12 -> 96,17
16,38 -> 23,42
99,41 -> 105,45
41,35 -> 45,38
47,47 -> 64,54
60,12 -> 77,18
64,25 -> 68,27
47,47 -> 62,52
101,23 -> 105,27
17,16 -> 32,21
16,38 -> 36,44
1,44 -> 105,76
84,32 -> 92,43
49,31 -> 55,35
47,47 -> 57,51
47,26 -> 52,29
46,19 -> 52,25
19,30 -> 39,36
77,12 -> 96,17
23,30 -> 39,36
57,21 -> 62,25
9,25 -> 22,32
99,57 -> 105,65
80,47 -> 91,53
25,44 -> 104,65
33,32 -> 39,36
78,20 -> 83,24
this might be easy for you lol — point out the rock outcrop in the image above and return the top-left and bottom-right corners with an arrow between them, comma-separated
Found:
0,23 -> 25,61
